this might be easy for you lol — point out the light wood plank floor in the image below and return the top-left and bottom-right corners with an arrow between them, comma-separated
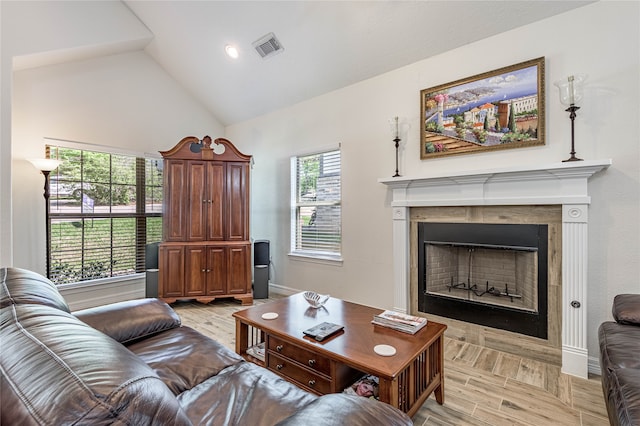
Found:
172,297 -> 609,426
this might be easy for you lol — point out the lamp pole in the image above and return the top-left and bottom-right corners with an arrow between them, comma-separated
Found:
393,136 -> 401,177
41,170 -> 53,278
563,105 -> 582,162
28,158 -> 62,279
391,116 -> 401,177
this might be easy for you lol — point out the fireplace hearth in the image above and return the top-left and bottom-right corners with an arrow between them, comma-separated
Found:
418,222 -> 548,339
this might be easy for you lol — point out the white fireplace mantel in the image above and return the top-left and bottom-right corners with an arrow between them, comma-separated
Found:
379,159 -> 611,379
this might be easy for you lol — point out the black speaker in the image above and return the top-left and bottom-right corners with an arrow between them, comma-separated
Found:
253,240 -> 270,299
254,240 -> 269,266
145,242 -> 160,269
145,242 -> 160,298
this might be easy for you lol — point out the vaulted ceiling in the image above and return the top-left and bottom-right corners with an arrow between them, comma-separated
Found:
121,1 -> 592,125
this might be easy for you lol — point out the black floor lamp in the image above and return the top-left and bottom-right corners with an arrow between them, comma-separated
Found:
28,158 -> 62,279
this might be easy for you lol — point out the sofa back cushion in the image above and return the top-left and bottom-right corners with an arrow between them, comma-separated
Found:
1,267 -> 70,312
1,303 -> 192,425
74,298 -> 182,344
612,294 -> 640,325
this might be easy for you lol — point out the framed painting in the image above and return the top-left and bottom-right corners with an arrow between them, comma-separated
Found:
420,57 -> 545,159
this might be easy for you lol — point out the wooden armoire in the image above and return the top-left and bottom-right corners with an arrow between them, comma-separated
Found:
158,136 -> 253,305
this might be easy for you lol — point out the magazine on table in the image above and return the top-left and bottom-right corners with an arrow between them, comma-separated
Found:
372,310 -> 427,334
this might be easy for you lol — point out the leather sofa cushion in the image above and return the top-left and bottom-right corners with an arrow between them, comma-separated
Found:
275,393 -> 412,425
178,362 -> 317,426
75,298 -> 181,344
1,304 -> 192,425
1,267 -> 70,312
128,326 -> 243,394
608,368 -> 640,426
612,294 -> 640,325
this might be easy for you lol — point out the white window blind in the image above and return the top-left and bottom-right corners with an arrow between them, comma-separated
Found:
291,149 -> 341,258
47,145 -> 162,284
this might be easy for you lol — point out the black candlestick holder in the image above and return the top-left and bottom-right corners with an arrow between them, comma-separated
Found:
393,136 -> 401,177
563,104 -> 583,162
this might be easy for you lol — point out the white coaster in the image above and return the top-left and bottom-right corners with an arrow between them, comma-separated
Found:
374,344 -> 396,356
261,312 -> 278,320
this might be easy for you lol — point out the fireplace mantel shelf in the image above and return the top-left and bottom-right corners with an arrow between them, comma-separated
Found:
379,159 -> 611,207
379,158 -> 612,379
379,159 -> 611,187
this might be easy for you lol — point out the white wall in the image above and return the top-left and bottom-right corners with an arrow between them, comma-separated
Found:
11,51 -> 224,274
226,1 -> 640,360
1,0 -> 154,267
3,1 -> 225,280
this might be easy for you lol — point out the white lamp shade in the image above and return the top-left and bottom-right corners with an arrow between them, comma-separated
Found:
28,158 -> 62,172
553,74 -> 587,106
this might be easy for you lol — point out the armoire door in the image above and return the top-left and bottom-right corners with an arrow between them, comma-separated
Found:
159,245 -> 185,297
163,161 -> 187,242
227,244 -> 250,294
226,162 -> 249,241
187,161 -> 207,241
206,246 -> 227,296
184,246 -> 206,296
206,162 -> 225,241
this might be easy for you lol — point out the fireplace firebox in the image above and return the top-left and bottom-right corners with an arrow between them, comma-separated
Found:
418,222 -> 548,339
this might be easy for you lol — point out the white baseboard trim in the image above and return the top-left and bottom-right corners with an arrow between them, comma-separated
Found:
588,355 -> 601,376
268,282 -> 301,296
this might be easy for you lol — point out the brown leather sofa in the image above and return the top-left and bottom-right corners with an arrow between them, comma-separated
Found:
1,267 -> 412,425
598,293 -> 640,426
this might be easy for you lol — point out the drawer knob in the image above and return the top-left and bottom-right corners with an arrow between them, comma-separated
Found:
276,345 -> 283,352
276,364 -> 283,370
308,359 -> 316,366
308,379 -> 316,386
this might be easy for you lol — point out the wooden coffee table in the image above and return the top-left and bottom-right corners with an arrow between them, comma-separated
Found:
233,293 -> 446,417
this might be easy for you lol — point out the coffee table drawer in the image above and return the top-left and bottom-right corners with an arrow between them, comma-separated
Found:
268,353 -> 331,394
268,335 -> 331,376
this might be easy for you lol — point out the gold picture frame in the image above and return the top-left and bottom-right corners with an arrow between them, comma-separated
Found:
420,57 -> 545,159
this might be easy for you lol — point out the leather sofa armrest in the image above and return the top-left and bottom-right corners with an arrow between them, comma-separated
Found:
275,394 -> 412,426
74,298 -> 181,344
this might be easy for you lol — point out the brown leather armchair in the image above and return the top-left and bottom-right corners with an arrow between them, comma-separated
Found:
1,267 -> 411,425
598,293 -> 640,426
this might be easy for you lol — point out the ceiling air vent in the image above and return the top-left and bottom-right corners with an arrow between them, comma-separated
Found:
252,32 -> 284,59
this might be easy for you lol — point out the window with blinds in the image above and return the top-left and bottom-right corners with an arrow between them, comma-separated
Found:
291,149 -> 341,259
47,145 -> 162,284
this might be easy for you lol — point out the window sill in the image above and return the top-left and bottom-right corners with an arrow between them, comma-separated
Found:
288,251 -> 343,266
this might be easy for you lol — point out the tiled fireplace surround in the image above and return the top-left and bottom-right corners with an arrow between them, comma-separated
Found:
380,160 -> 611,379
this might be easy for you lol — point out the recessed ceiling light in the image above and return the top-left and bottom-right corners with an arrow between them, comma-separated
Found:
225,44 -> 239,59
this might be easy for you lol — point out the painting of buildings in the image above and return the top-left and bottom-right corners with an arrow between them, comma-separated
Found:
420,58 -> 544,158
